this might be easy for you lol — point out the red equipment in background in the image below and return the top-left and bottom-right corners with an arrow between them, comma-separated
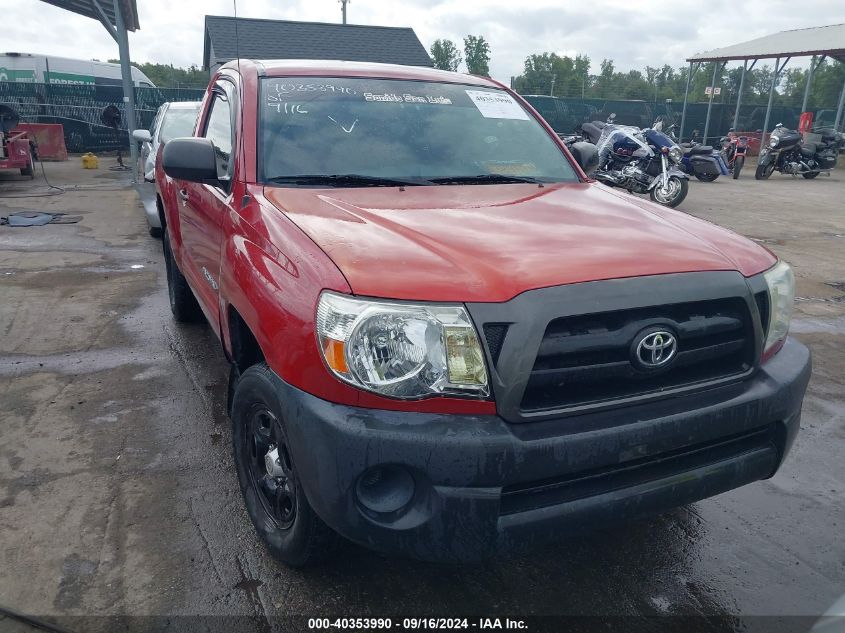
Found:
0,105 -> 35,178
799,112 -> 814,133
14,123 -> 68,161
0,130 -> 35,178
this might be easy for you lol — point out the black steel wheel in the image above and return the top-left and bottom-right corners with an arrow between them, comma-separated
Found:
243,405 -> 298,530
231,363 -> 338,567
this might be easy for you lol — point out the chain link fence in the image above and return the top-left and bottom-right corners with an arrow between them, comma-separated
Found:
0,82 -> 205,153
518,93 -> 840,142
2,81 -> 839,152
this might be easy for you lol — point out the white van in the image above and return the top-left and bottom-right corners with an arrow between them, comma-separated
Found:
0,52 -> 155,87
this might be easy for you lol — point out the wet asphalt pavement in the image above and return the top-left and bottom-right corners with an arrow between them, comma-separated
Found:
0,159 -> 844,633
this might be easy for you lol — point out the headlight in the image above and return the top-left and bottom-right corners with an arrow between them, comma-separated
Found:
769,135 -> 779,148
668,146 -> 683,164
316,291 -> 489,399
762,260 -> 795,360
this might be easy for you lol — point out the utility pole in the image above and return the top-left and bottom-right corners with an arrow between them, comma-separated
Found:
340,0 -> 349,24
550,74 -> 556,97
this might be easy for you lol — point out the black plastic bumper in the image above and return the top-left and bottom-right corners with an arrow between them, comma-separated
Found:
275,337 -> 811,562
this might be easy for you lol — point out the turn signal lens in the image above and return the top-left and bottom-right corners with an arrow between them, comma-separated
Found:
322,338 -> 348,373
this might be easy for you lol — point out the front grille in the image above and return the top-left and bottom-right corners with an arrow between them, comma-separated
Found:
520,298 -> 754,412
499,424 -> 777,516
483,323 -> 510,365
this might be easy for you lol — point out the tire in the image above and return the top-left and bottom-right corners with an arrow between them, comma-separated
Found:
755,161 -> 775,180
163,230 -> 202,323
650,175 -> 689,208
20,151 -> 34,179
231,363 -> 338,567
802,171 -> 820,179
149,225 -> 163,238
695,172 -> 718,182
732,156 -> 744,179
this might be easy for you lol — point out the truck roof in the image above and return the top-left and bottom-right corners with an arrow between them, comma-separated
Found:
220,59 -> 502,89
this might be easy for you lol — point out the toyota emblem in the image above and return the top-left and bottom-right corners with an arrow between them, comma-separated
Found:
633,329 -> 677,369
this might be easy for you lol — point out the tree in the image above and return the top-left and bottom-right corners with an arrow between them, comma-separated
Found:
463,35 -> 491,76
594,58 -> 615,98
110,60 -> 208,88
430,39 -> 462,72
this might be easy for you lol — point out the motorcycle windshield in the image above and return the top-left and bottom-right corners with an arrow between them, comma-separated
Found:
643,128 -> 676,149
596,124 -> 652,156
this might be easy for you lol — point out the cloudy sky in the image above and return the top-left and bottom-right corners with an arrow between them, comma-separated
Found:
4,0 -> 845,81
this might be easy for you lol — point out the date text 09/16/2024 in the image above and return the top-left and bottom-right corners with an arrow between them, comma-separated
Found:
307,618 -> 528,630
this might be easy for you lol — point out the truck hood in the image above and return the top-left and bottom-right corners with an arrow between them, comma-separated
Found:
263,182 -> 775,303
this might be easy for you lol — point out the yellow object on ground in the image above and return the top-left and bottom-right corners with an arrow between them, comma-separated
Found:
81,153 -> 99,169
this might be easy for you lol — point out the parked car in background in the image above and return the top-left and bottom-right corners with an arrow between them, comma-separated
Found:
132,101 -> 201,237
159,60 -> 810,567
133,101 -> 201,182
0,51 -> 155,86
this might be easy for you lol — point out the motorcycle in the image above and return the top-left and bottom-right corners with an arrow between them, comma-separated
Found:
720,129 -> 749,179
660,121 -> 728,182
756,123 -> 843,180
583,117 -> 689,208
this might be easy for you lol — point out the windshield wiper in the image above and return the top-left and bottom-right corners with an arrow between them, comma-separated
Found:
265,174 -> 431,187
428,174 -> 545,185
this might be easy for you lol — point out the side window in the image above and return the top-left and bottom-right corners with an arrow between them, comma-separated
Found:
203,90 -> 234,185
149,107 -> 162,136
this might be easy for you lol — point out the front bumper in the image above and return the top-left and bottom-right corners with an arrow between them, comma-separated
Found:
276,337 -> 810,562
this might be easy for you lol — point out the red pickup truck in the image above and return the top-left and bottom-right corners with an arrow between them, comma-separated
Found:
158,60 -> 810,566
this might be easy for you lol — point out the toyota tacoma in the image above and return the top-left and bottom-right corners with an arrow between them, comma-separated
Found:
158,60 -> 811,566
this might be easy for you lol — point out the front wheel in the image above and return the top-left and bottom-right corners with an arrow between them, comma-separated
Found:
695,172 -> 719,182
732,155 -> 745,179
755,161 -> 775,180
232,363 -> 338,567
650,175 -> 689,208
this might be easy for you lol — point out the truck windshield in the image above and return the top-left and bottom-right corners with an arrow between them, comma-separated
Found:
259,77 -> 578,186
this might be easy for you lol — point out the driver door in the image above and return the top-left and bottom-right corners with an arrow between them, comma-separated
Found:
178,80 -> 237,336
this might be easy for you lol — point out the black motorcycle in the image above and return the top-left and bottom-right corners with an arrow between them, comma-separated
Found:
756,124 -> 843,180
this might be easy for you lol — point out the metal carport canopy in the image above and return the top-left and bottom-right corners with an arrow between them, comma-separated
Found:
678,24 -> 845,144
38,0 -> 141,179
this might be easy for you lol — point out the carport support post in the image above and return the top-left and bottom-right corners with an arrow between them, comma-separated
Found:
702,61 -> 721,144
732,60 -> 748,130
113,0 -> 139,183
679,62 -> 695,142
761,57 -> 781,147
801,56 -> 820,113
835,76 -> 845,132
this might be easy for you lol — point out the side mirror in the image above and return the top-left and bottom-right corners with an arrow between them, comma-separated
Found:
162,137 -> 217,183
570,141 -> 599,175
132,129 -> 152,143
